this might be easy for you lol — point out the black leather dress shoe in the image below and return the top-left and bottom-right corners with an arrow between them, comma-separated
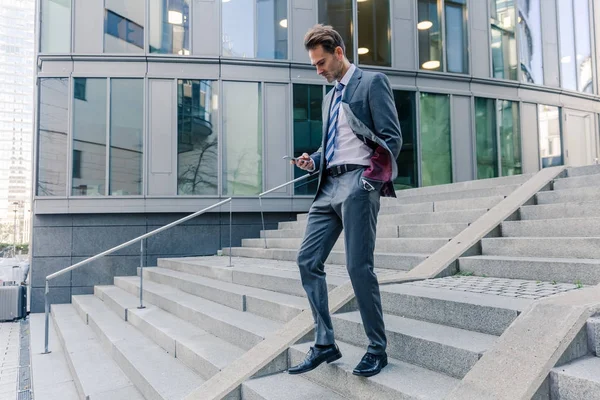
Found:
352,352 -> 388,377
288,344 -> 342,374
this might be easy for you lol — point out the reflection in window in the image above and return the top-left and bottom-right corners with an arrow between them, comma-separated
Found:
558,0 -> 576,90
72,78 -> 107,196
104,5 -> 144,53
490,0 -> 517,80
177,80 -> 218,195
517,0 -> 543,84
475,97 -> 498,179
110,79 -> 143,195
222,82 -> 262,195
538,105 -> 562,168
358,0 -> 391,67
445,0 -> 467,73
573,0 -> 592,93
40,0 -> 71,53
149,0 -> 190,55
293,84 -> 323,195
257,0 -> 288,59
499,100 -> 521,176
37,78 -> 68,196
393,91 -> 417,190
318,0 -> 353,63
222,0 -> 287,59
222,0 -> 253,57
420,93 -> 451,186
417,0 -> 442,71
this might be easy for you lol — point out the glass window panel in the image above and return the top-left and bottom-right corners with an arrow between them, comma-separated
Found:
517,0 -> 543,84
445,0 -> 468,74
573,0 -> 592,93
318,0 -> 354,63
257,0 -> 288,59
293,84 -> 323,195
558,0 -> 577,90
419,93 -> 451,186
72,78 -> 107,196
418,0 -> 442,71
40,0 -> 71,53
538,105 -> 562,168
104,0 -> 145,53
498,100 -> 521,176
177,80 -> 219,195
222,82 -> 262,195
357,0 -> 391,67
37,78 -> 68,196
475,97 -> 498,179
149,0 -> 190,55
110,79 -> 143,195
222,0 -> 254,57
393,90 -> 417,190
490,0 -> 517,80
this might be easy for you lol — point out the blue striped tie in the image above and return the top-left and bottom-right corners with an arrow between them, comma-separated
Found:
325,82 -> 345,165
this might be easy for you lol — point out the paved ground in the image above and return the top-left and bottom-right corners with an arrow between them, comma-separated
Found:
0,322 -> 19,400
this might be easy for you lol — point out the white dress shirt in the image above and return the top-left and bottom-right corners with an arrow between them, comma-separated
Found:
328,64 -> 373,168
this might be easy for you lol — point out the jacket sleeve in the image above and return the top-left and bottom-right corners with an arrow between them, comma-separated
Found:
368,73 -> 402,159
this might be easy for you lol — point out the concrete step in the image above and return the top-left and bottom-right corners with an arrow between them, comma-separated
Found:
262,225 -> 399,238
536,186 -> 600,205
51,304 -> 144,400
332,311 -> 497,379
111,277 -> 283,350
459,255 -> 600,285
385,184 -> 521,205
70,295 -> 205,400
287,341 -> 460,400
264,222 -> 469,239
157,256 -> 351,297
587,317 -> 600,357
566,164 -> 600,177
553,173 -> 600,190
520,200 -> 600,220
279,208 -> 487,230
242,372 -> 346,400
223,246 -> 429,271
138,267 -> 307,322
390,174 -> 530,199
502,217 -> 600,237
241,237 -> 450,254
550,355 -> 600,400
94,284 -> 246,381
379,282 -> 530,336
482,237 -> 600,259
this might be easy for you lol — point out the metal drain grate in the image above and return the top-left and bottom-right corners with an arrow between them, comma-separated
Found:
18,317 -> 33,398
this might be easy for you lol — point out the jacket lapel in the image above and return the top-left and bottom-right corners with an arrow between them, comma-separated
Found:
322,89 -> 334,148
342,67 -> 362,103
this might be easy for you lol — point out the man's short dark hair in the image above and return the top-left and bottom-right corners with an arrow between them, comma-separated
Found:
304,24 -> 345,54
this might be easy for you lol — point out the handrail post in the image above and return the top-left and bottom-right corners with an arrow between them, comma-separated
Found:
259,195 -> 267,249
228,200 -> 233,267
138,239 -> 145,309
43,280 -> 51,354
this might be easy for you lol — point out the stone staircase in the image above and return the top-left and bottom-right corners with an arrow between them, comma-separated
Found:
43,166 -> 600,400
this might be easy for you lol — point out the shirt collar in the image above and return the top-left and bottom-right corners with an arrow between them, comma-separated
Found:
337,64 -> 355,88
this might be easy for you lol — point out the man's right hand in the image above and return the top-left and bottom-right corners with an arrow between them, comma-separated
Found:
293,153 -> 314,171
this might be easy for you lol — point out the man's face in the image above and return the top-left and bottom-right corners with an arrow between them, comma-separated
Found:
308,45 -> 343,83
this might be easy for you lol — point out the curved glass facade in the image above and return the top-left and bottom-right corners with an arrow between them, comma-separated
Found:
34,0 -> 600,202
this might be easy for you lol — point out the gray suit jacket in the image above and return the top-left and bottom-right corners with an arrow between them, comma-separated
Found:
311,67 -> 403,197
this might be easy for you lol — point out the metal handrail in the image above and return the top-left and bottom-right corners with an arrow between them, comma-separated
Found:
258,173 -> 315,248
42,173 -> 316,355
42,197 -> 232,354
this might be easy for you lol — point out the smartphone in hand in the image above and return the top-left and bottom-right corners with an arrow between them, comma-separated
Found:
282,155 -> 298,162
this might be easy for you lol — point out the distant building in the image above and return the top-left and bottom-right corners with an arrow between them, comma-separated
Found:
0,0 -> 34,246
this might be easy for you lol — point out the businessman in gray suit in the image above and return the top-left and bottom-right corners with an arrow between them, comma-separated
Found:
288,24 -> 402,378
